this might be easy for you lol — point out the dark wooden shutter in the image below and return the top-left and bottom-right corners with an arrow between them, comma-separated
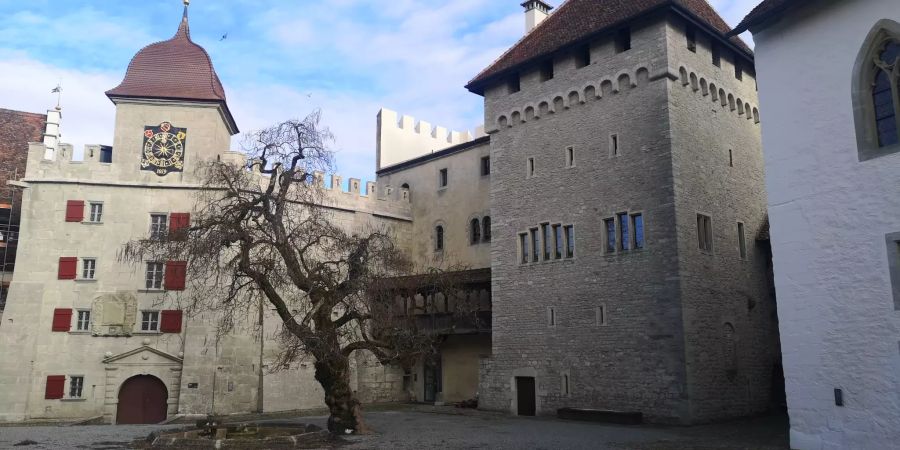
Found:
160,310 -> 183,333
45,375 -> 66,399
51,308 -> 72,332
164,261 -> 187,291
58,257 -> 77,280
169,213 -> 191,238
65,200 -> 84,222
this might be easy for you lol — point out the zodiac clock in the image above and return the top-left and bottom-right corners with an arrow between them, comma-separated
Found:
141,122 -> 187,176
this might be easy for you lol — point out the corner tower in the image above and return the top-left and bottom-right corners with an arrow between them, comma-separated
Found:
105,1 -> 238,180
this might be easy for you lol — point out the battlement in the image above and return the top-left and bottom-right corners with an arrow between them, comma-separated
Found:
376,108 -> 486,171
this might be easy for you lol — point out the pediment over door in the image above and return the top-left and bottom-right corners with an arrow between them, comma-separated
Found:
103,345 -> 183,366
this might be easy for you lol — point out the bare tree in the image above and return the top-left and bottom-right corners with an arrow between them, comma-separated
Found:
121,111 -> 477,434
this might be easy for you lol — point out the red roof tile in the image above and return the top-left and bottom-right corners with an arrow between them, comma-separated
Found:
467,0 -> 752,93
106,8 -> 225,102
730,0 -> 805,36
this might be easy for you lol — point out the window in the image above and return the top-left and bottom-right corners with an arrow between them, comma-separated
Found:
65,200 -> 84,222
68,376 -> 84,398
483,216 -> 491,242
146,262 -> 164,290
564,225 -> 575,258
615,28 -> 631,53
508,75 -> 521,94
605,218 -> 616,253
470,218 -> 481,245
530,228 -> 539,262
540,60 -> 554,81
548,307 -> 556,327
150,214 -> 168,240
520,233 -> 529,264
686,26 -> 697,52
565,146 -> 575,167
562,373 -> 570,395
553,224 -> 563,259
527,157 -> 535,178
435,226 -> 444,252
88,202 -> 103,223
542,223 -> 551,260
633,213 -> 644,250
597,305 -> 608,326
618,213 -> 630,251
729,149 -> 734,167
575,44 -> 591,68
75,310 -> 91,331
438,168 -> 448,188
885,232 -> 900,310
99,145 -> 113,163
481,156 -> 491,176
140,311 -> 160,332
698,214 -> 713,252
853,22 -> 900,160
712,44 -> 721,67
81,258 -> 96,280
610,134 -> 619,156
734,58 -> 743,80
738,222 -> 747,259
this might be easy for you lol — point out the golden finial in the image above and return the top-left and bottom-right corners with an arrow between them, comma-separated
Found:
184,0 -> 190,5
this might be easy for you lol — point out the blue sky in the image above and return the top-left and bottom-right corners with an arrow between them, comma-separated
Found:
0,0 -> 758,182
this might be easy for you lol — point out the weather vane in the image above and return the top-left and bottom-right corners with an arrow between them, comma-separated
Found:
51,82 -> 62,110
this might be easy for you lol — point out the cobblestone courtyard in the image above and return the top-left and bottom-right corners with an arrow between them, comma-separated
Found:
0,406 -> 788,449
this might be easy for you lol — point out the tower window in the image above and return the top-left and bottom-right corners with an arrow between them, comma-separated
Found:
99,146 -> 113,163
481,156 -> 491,176
712,44 -> 721,67
564,225 -> 575,258
540,60 -> 554,82
698,214 -> 713,252
470,218 -> 481,245
527,157 -> 535,178
610,134 -> 620,156
542,223 -> 551,260
435,225 -> 444,251
530,228 -> 539,262
734,59 -> 743,80
482,216 -> 491,242
575,44 -> 591,68
738,222 -> 747,259
686,26 -> 697,52
615,28 -> 631,53
566,146 -> 575,167
508,75 -> 521,94
553,224 -> 563,259
438,168 -> 448,188
520,233 -> 529,264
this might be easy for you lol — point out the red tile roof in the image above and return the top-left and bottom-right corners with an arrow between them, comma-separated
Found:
106,6 -> 238,133
467,0 -> 752,94
730,0 -> 804,36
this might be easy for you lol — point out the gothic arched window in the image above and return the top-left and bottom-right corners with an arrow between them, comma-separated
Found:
435,225 -> 444,252
470,218 -> 481,245
853,20 -> 900,160
482,216 -> 491,243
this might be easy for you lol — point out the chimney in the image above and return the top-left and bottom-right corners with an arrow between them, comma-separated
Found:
43,107 -> 62,160
522,0 -> 553,34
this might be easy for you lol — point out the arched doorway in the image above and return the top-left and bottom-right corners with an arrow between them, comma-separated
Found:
116,375 -> 168,424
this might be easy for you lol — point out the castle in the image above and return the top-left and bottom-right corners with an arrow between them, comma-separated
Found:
0,0 -> 782,424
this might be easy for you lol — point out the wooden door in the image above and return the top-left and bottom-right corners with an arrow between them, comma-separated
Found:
516,376 -> 536,416
116,375 -> 168,424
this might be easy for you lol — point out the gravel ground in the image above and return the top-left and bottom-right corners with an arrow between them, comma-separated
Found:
0,406 -> 788,449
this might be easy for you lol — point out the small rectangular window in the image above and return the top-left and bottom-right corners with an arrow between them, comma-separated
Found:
99,145 -> 113,163
564,225 -> 575,258
68,376 -> 84,398
508,75 -> 521,94
527,157 -> 535,178
76,310 -> 91,331
686,26 -> 697,52
542,223 -> 551,261
698,214 -> 713,252
618,213 -> 630,251
81,258 -> 96,280
520,233 -> 529,264
548,307 -> 556,327
439,168 -> 448,188
605,218 -> 616,253
712,44 -> 721,67
729,149 -> 734,167
146,262 -> 164,290
553,224 -> 563,260
563,374 -> 569,395
610,134 -> 619,156
565,146 -> 575,167
481,156 -> 491,176
575,44 -> 590,68
734,58 -> 743,80
530,228 -> 539,263
88,202 -> 103,223
597,305 -> 607,326
738,222 -> 747,259
632,214 -> 644,250
615,28 -> 631,53
141,311 -> 160,332
540,60 -> 554,82
150,214 -> 168,240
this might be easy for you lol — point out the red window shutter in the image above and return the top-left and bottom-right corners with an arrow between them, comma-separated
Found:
58,257 -> 77,280
65,200 -> 84,222
169,213 -> 191,238
165,261 -> 187,291
45,375 -> 66,399
160,310 -> 183,333
51,308 -> 72,332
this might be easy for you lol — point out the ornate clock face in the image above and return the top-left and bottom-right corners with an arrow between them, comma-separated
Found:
141,122 -> 187,176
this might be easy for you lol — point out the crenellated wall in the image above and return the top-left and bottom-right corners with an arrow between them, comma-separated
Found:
376,108 -> 485,170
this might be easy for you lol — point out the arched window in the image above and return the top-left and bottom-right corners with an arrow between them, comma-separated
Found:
435,225 -> 444,252
482,216 -> 491,243
853,20 -> 900,160
470,218 -> 481,245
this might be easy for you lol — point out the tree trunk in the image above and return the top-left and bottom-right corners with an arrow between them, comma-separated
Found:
314,356 -> 369,434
